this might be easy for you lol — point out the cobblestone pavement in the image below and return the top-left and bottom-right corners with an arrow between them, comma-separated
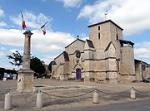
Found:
0,79 -> 150,111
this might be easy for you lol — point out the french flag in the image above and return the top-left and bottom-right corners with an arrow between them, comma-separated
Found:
21,12 -> 26,30
41,22 -> 48,35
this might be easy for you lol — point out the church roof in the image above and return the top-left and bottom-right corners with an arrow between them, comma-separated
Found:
65,38 -> 85,48
54,51 -> 69,61
119,40 -> 134,46
86,40 -> 94,48
50,61 -> 57,65
88,19 -> 123,30
105,41 -> 116,51
135,59 -> 150,66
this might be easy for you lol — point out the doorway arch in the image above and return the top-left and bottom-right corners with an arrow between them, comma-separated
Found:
76,68 -> 81,80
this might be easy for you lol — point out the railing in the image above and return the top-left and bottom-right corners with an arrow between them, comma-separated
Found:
2,87 -> 150,110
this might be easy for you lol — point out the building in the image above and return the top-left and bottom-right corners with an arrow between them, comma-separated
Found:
50,20 -> 150,83
0,67 -> 17,80
135,60 -> 150,82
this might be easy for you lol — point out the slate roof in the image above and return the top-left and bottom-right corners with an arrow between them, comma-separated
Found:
119,40 -> 134,46
65,38 -> 85,48
88,19 -> 123,30
86,39 -> 94,48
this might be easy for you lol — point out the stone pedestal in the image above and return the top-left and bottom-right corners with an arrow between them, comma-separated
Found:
17,69 -> 34,92
17,30 -> 34,92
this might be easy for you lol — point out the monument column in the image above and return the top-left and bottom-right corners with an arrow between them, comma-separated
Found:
17,30 -> 34,92
22,31 -> 31,69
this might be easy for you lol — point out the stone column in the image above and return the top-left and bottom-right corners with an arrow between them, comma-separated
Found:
22,31 -> 32,69
17,30 -> 34,92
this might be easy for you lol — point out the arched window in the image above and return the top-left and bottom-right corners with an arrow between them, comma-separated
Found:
75,50 -> 81,58
98,26 -> 100,30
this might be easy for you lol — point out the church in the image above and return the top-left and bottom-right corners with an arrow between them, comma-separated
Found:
49,20 -> 150,83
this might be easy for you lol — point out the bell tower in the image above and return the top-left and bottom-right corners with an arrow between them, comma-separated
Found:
88,20 -> 123,51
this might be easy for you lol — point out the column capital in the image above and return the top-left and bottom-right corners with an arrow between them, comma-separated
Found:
23,30 -> 33,37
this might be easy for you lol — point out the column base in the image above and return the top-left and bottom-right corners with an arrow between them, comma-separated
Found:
17,69 -> 34,92
119,74 -> 136,83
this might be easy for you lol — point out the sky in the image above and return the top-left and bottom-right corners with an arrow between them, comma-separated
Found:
0,0 -> 150,69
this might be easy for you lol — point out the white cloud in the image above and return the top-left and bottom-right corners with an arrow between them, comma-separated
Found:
0,8 -> 4,17
0,29 -> 75,51
56,0 -> 83,8
0,48 -> 7,57
31,30 -> 74,52
41,55 -> 56,64
11,11 -> 52,30
0,28 -> 75,66
0,21 -> 7,27
78,0 -> 150,34
0,8 -> 7,28
134,42 -> 150,63
0,47 -> 12,68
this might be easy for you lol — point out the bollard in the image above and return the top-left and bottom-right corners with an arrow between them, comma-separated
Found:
93,90 -> 99,104
130,87 -> 136,99
36,91 -> 43,108
4,93 -> 12,110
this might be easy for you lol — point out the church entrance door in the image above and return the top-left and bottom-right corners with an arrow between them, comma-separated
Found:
76,68 -> 81,80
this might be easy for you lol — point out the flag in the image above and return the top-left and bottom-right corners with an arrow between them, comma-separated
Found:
21,11 -> 26,30
41,27 -> 46,35
41,22 -> 47,35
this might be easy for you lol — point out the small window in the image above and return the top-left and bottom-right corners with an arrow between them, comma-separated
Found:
116,34 -> 119,40
142,65 -> 145,71
75,50 -> 81,58
98,26 -> 100,30
98,33 -> 100,39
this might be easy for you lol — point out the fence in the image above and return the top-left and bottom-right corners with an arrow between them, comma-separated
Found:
2,86 -> 150,110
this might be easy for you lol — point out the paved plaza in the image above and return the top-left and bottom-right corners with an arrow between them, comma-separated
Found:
0,79 -> 150,111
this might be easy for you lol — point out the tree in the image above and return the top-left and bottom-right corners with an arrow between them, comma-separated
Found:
30,57 -> 46,78
7,51 -> 46,78
0,67 -> 5,79
7,51 -> 23,67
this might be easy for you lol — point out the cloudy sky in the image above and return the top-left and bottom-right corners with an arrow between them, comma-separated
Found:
0,0 -> 150,69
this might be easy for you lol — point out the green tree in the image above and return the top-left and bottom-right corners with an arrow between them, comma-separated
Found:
7,51 -> 23,67
30,57 -> 46,78
7,51 -> 46,78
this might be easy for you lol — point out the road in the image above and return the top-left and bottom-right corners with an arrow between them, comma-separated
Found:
57,99 -> 150,111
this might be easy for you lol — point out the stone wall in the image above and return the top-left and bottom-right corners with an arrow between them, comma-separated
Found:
120,46 -> 135,75
65,39 -> 85,54
119,46 -> 136,82
89,22 -> 111,50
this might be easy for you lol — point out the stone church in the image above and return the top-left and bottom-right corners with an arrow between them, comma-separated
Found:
49,20 -> 150,83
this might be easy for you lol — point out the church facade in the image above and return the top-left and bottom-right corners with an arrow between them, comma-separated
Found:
50,20 -> 149,83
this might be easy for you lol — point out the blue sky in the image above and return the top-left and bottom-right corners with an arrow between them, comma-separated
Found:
0,0 -> 150,69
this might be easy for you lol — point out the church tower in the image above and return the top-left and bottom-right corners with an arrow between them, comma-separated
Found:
88,20 -> 135,82
88,20 -> 123,54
